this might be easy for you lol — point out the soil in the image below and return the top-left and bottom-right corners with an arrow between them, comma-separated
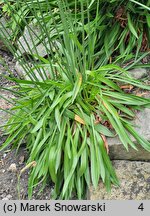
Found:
0,141 -> 52,200
0,50 -> 53,200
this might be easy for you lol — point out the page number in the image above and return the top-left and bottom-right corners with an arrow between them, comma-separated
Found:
138,203 -> 144,211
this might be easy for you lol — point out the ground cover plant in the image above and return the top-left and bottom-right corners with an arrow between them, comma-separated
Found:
0,0 -> 150,199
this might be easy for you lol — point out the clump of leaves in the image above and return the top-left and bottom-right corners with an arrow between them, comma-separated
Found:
0,0 -> 150,199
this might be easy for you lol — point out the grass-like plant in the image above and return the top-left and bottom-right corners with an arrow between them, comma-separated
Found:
0,0 -> 150,199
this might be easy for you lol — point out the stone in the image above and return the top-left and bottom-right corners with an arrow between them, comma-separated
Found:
15,20 -> 59,80
1,169 -> 5,173
134,108 -> 150,140
88,160 -> 150,200
2,197 -> 9,200
3,153 -> 7,158
6,194 -> 12,199
109,143 -> 150,161
0,91 -> 15,135
15,61 -> 50,81
108,108 -> 150,161
19,156 -> 25,165
128,68 -> 148,79
16,22 -> 51,57
8,163 -> 17,172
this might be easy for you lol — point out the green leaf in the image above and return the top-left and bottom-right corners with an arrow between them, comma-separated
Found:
127,13 -> 138,38
129,0 -> 150,11
146,13 -> 150,28
72,73 -> 82,103
49,145 -> 57,183
95,124 -> 115,137
0,124 -> 24,151
78,148 -> 87,177
55,106 -> 61,131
